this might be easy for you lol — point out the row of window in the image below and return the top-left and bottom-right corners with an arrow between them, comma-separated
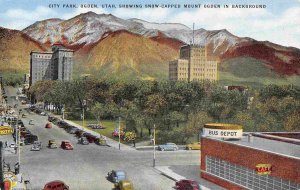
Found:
206,156 -> 300,190
33,55 -> 52,59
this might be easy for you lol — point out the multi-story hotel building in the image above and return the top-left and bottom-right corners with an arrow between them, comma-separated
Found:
30,44 -> 74,86
169,45 -> 218,82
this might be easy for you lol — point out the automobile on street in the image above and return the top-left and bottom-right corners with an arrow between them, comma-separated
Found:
48,140 -> 58,149
45,122 -> 52,128
186,142 -> 201,150
31,141 -> 42,151
107,170 -> 127,183
114,180 -> 134,190
158,143 -> 179,151
175,179 -> 201,190
61,140 -> 73,150
43,180 -> 69,190
79,137 -> 89,145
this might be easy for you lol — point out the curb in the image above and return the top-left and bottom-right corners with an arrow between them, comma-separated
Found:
136,145 -> 187,150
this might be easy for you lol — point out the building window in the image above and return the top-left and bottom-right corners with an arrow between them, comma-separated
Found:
205,156 -> 300,190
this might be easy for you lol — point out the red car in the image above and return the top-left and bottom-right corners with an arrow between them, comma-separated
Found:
61,140 -> 73,150
43,180 -> 69,190
175,179 -> 201,190
45,122 -> 52,128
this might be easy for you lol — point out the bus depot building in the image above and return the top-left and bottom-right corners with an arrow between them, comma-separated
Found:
200,124 -> 300,190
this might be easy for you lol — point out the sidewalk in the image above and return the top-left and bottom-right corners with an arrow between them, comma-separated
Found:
63,119 -> 136,151
155,166 -> 225,190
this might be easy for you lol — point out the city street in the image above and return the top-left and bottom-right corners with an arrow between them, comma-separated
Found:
1,86 -> 223,190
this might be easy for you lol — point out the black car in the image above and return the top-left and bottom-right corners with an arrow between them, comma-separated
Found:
24,135 -> 38,145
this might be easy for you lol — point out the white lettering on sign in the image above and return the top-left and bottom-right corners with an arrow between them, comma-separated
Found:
203,128 -> 243,139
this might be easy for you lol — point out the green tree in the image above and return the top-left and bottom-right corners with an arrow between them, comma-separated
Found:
284,112 -> 300,131
91,102 -> 106,125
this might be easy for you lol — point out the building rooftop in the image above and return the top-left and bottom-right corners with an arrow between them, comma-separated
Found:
30,51 -> 52,54
180,44 -> 205,49
206,133 -> 300,159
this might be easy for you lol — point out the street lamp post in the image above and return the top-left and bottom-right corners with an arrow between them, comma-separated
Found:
18,125 -> 20,172
17,109 -> 21,173
62,105 -> 65,120
82,100 -> 86,128
153,124 -> 156,168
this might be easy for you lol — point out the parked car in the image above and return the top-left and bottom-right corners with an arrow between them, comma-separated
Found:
10,143 -> 17,148
40,112 -> 47,116
114,180 -> 134,190
28,119 -> 34,125
57,121 -> 67,128
107,170 -> 126,183
79,137 -> 89,145
24,134 -> 38,145
61,140 -> 73,150
67,127 -> 79,134
43,180 -> 69,190
48,140 -> 58,149
75,130 -> 84,138
95,136 -> 107,146
48,115 -> 56,122
158,143 -> 178,151
85,134 -> 97,143
45,122 -> 52,128
175,179 -> 201,190
186,142 -> 201,150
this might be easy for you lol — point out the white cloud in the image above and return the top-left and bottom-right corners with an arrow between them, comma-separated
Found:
168,6 -> 300,48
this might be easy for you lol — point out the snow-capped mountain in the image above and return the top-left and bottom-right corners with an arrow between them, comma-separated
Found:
23,11 -> 245,54
1,11 -> 299,77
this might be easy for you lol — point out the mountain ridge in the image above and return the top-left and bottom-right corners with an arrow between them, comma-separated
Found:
0,12 -> 299,79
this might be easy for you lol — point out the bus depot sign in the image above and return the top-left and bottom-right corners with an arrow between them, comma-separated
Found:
0,126 -> 14,135
203,123 -> 243,139
256,164 -> 272,175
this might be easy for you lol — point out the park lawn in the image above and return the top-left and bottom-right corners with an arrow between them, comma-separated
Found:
70,119 -> 151,143
70,119 -> 118,138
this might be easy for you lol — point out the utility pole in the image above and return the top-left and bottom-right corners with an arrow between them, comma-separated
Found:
153,124 -> 156,168
118,116 -> 121,150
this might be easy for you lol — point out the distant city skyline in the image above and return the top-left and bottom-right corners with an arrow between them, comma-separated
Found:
0,0 -> 299,48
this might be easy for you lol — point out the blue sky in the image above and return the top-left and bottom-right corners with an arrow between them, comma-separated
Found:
1,0 -> 300,48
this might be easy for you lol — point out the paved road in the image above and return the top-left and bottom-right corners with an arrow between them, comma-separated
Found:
2,87 -> 199,190
1,86 -> 224,190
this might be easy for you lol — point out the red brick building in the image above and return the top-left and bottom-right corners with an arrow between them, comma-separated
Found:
200,133 -> 300,190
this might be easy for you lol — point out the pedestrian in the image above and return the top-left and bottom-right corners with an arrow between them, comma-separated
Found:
14,146 -> 17,154
133,139 -> 136,147
5,141 -> 8,148
14,162 -> 19,175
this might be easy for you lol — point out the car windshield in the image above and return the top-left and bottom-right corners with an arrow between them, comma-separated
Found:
116,171 -> 125,176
